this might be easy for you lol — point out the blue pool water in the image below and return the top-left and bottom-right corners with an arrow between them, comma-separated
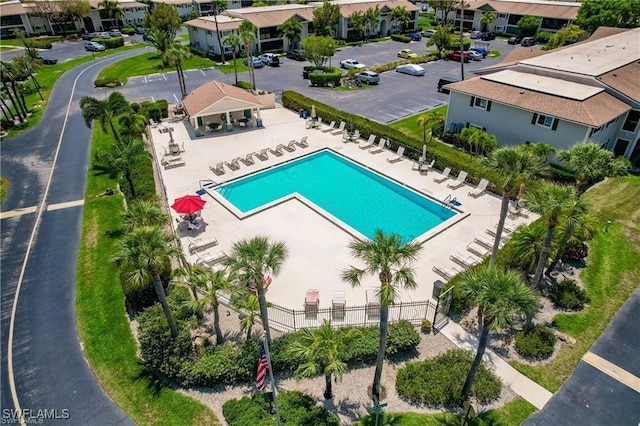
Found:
216,150 -> 455,240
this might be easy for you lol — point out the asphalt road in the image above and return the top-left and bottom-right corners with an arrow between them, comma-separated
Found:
1,50 -> 142,425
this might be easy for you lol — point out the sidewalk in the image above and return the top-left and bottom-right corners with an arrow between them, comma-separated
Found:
438,321 -> 553,410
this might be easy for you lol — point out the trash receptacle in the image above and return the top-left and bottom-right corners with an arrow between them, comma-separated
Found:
302,111 -> 308,119
299,109 -> 304,118
302,70 -> 309,79
433,280 -> 445,299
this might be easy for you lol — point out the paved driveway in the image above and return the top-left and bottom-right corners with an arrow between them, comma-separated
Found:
115,38 -> 521,123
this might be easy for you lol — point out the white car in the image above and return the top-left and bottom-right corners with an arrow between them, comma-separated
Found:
465,50 -> 483,61
340,59 -> 366,69
395,64 -> 425,76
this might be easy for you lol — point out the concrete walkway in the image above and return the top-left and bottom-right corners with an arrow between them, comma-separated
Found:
438,321 -> 553,410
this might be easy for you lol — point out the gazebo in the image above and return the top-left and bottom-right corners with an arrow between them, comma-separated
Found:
182,80 -> 264,135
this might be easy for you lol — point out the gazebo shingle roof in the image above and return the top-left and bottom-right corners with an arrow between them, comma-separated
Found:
182,81 -> 261,117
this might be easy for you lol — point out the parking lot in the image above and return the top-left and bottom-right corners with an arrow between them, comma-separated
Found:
117,37 -> 521,123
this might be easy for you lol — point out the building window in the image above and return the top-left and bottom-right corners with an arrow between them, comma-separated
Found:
498,13 -> 507,18
531,113 -> 559,130
622,110 -> 640,132
613,138 -> 630,156
470,96 -> 491,110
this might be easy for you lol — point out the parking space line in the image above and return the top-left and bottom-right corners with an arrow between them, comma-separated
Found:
162,73 -> 167,81
151,96 -> 155,102
200,69 -> 206,76
583,351 -> 640,392
144,75 -> 147,83
173,93 -> 179,103
47,199 -> 84,211
0,206 -> 38,220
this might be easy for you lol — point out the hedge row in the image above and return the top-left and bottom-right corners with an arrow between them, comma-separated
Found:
94,78 -> 122,88
90,36 -> 124,49
309,67 -> 342,87
391,34 -> 411,43
281,91 -> 502,189
139,301 -> 421,388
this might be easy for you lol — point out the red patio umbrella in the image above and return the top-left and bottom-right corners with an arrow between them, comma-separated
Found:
171,195 -> 206,214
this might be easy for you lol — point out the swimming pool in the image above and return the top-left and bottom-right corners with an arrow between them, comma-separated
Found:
215,150 -> 456,240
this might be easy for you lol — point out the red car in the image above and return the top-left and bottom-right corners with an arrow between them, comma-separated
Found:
448,51 -> 470,63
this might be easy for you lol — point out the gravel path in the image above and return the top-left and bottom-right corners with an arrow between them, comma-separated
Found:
181,307 -> 518,425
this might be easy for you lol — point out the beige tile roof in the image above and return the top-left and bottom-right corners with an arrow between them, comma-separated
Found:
0,1 -> 26,16
182,81 -> 261,117
226,4 -> 315,28
468,0 -> 579,20
185,16 -> 243,32
477,47 -> 549,72
597,62 -> 640,103
447,76 -> 631,127
334,0 -> 419,16
587,26 -> 631,41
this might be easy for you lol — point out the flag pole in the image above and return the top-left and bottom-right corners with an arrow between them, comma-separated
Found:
263,337 -> 281,425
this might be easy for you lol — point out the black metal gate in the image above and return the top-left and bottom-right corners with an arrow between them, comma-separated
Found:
433,285 -> 453,332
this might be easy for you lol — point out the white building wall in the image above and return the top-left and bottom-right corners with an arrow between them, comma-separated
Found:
122,7 -> 147,26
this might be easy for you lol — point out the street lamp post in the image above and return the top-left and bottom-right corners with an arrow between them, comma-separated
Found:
329,44 -> 333,68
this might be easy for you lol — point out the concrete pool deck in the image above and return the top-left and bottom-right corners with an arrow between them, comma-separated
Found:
150,106 -> 536,311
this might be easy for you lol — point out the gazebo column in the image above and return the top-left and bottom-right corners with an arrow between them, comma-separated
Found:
256,108 -> 263,128
225,111 -> 233,132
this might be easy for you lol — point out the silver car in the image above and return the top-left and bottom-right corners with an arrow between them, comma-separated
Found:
355,71 -> 380,84
395,64 -> 425,76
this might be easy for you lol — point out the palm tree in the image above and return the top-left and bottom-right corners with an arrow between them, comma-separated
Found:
223,236 -> 288,345
522,183 -> 576,289
239,21 -> 258,90
507,222 -> 548,274
0,61 -> 26,122
223,34 -> 242,86
114,226 -> 181,337
484,147 -> 542,267
557,142 -> 630,196
289,320 -> 359,399
99,0 -> 124,28
193,267 -> 237,344
459,266 -> 536,400
391,6 -> 410,33
416,110 -> 444,146
207,0 -> 228,63
545,197 -> 594,275
101,138 -> 151,199
147,29 -> 174,66
277,17 -> 303,50
341,230 -> 422,404
80,92 -> 130,142
234,293 -> 260,341
480,12 -> 496,32
165,42 -> 191,98
121,200 -> 169,233
118,113 -> 147,139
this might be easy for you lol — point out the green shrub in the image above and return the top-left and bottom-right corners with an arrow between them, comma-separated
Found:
391,34 -> 411,43
94,78 -> 122,88
550,279 -> 589,311
189,46 -> 207,58
396,349 -> 501,406
309,67 -> 342,87
121,26 -> 135,35
563,241 -> 589,261
180,345 -> 240,386
24,36 -> 62,49
99,36 -> 125,49
236,81 -> 252,89
156,99 -> 169,118
223,391 -> 339,426
118,154 -> 156,201
536,31 -> 552,43
120,257 -> 171,312
514,324 -> 557,360
386,320 -> 420,356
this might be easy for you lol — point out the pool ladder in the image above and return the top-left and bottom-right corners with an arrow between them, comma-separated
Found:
443,194 -> 457,209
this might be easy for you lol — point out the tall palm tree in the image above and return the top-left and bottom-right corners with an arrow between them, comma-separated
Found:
99,0 -> 124,28
114,226 -> 181,337
545,197 -> 594,276
80,91 -> 130,142
223,34 -> 242,86
507,222 -> 548,274
223,236 -> 288,345
416,110 -> 444,146
557,142 -> 630,196
209,0 -> 228,63
239,21 -> 258,90
193,267 -> 237,344
147,29 -> 174,66
121,200 -> 169,233
341,230 -> 422,404
458,266 -> 537,400
277,17 -> 303,50
118,113 -> 147,139
0,61 -> 26,122
101,138 -> 151,199
523,183 -> 576,289
484,147 -> 542,267
289,320 -> 359,399
480,12 -> 496,32
234,293 -> 260,341
165,42 -> 191,98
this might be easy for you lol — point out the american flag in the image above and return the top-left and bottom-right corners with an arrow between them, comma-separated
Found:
255,345 -> 269,391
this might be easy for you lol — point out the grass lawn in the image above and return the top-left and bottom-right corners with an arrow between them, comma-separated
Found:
75,125 -> 219,425
0,176 -> 10,202
3,44 -> 144,140
488,50 -> 501,57
389,104 -> 448,141
96,52 -> 215,84
0,46 -> 17,51
354,397 -> 535,425
510,176 -> 640,391
216,57 -> 249,74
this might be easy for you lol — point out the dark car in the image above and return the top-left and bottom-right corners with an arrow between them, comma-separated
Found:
481,32 -> 495,41
135,26 -> 145,34
437,76 -> 459,93
521,36 -> 536,46
143,32 -> 154,42
35,53 -> 57,65
508,36 -> 522,45
407,32 -> 421,41
470,47 -> 488,57
448,51 -> 470,63
286,49 -> 304,61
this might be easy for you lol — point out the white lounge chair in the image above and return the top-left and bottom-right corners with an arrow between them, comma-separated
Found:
321,120 -> 336,133
387,146 -> 405,163
486,223 -> 516,237
508,203 -> 530,219
269,146 -> 284,157
468,179 -> 489,198
209,162 -> 225,176
332,290 -> 346,320
467,242 -> 490,258
225,157 -> 240,171
331,121 -> 346,135
433,167 -> 451,183
432,264 -> 460,280
474,235 -> 497,249
196,251 -> 227,266
239,153 -> 255,166
294,135 -> 309,148
450,252 -> 480,269
359,134 -> 376,150
447,170 -> 468,189
164,159 -> 185,169
343,129 -> 360,142
369,138 -> 387,154
188,236 -> 218,254
254,148 -> 269,161
284,140 -> 297,152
